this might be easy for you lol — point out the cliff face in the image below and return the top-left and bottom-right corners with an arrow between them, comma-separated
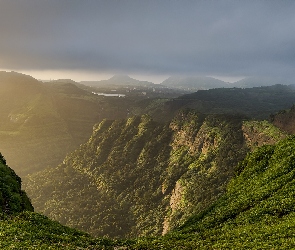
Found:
24,111 -> 286,238
242,120 -> 287,149
162,112 -> 247,231
271,105 -> 295,134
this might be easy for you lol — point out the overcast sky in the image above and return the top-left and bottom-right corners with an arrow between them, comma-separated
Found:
0,0 -> 295,83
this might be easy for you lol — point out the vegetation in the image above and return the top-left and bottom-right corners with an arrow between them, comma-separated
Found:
3,71 -> 295,248
1,72 -> 295,177
24,110 -> 285,238
0,153 -> 33,214
5,135 -> 295,249
0,149 -> 116,249
136,84 -> 295,122
0,212 -> 114,250
0,72 -> 132,176
123,136 -> 295,249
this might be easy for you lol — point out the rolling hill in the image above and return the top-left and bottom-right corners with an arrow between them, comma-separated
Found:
0,72 -> 131,176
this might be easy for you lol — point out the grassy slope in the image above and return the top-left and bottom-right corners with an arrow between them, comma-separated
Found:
18,136 -> 295,249
128,136 -> 295,249
0,212 -> 114,250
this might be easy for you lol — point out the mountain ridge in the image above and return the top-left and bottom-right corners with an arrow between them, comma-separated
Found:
24,110 -> 286,238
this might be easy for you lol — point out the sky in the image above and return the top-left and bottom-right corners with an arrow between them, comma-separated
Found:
0,0 -> 295,83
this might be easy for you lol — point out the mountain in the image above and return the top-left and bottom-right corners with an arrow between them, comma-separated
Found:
0,72 -> 131,176
2,97 -> 295,248
81,74 -> 156,88
24,110 -> 286,238
132,136 -> 295,249
233,76 -> 294,88
133,84 -> 295,122
160,75 -> 295,92
4,127 -> 295,248
0,152 -> 117,249
0,152 -> 33,213
161,76 -> 229,90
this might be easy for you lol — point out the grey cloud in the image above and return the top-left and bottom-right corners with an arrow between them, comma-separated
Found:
1,0 -> 295,79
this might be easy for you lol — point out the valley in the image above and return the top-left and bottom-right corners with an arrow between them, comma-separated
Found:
1,71 -> 295,249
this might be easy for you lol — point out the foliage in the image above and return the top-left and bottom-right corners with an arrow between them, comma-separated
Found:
0,72 -> 133,176
124,136 -> 295,249
0,212 -> 115,249
135,84 -> 295,122
24,111 -> 284,238
0,156 -> 33,213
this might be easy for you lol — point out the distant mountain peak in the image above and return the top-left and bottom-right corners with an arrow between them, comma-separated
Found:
161,75 -> 228,90
109,75 -> 133,81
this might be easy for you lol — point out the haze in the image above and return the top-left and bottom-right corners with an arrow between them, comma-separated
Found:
0,0 -> 295,83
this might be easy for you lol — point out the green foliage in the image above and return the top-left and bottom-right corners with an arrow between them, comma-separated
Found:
25,110 -> 283,239
137,84 -> 295,122
0,72 -> 133,177
25,115 -> 173,237
0,212 -> 114,249
123,136 -> 295,249
0,157 -> 33,214
165,113 -> 248,230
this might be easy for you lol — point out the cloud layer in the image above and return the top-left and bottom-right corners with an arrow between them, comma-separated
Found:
1,1 -> 295,79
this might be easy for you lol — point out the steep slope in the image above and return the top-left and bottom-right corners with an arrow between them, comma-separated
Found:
131,136 -> 295,249
0,153 -> 33,213
2,125 -> 295,249
25,110 -> 286,238
0,151 -> 115,249
271,105 -> 295,135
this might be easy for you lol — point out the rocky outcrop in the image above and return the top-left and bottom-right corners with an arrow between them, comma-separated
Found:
271,106 -> 295,134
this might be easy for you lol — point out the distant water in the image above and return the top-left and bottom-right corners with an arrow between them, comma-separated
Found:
92,92 -> 126,97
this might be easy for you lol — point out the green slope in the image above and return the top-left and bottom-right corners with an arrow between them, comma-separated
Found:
0,72 -> 131,176
0,212 -> 114,250
2,116 -> 295,249
129,136 -> 295,249
134,84 -> 295,122
0,153 -> 33,213
25,110 -> 286,238
0,153 -> 114,249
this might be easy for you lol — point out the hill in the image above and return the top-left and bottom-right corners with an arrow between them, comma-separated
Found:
0,152 -> 116,249
0,72 -> 132,176
161,76 -> 229,90
160,75 -> 294,91
3,124 -> 295,249
233,76 -> 294,88
130,136 -> 295,249
133,84 -> 295,122
24,110 -> 286,238
0,153 -> 33,213
81,75 -> 155,88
